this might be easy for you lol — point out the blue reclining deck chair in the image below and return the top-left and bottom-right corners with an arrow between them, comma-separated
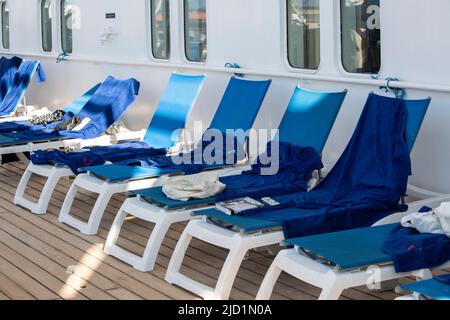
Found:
0,56 -> 23,103
251,95 -> 436,300
400,274 -> 450,300
14,73 -> 205,215
102,87 -> 347,273
161,88 -> 348,299
57,76 -> 271,236
0,60 -> 46,117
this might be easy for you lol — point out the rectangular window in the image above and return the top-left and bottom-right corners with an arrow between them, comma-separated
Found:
287,0 -> 320,70
341,0 -> 380,74
184,0 -> 207,62
151,0 -> 170,60
41,0 -> 52,52
60,0 -> 72,54
1,2 -> 9,50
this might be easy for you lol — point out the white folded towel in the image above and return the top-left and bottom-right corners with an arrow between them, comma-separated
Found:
401,202 -> 450,237
162,172 -> 226,201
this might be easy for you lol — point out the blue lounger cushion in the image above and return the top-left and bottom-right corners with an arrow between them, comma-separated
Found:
285,224 -> 398,271
402,278 -> 450,300
198,208 -> 281,233
135,187 -> 217,209
86,164 -> 182,182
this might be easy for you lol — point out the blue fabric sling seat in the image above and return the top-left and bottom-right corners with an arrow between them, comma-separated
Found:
0,76 -> 139,146
83,77 -> 272,183
0,56 -> 23,103
29,73 -> 206,174
200,93 -> 429,238
401,275 -> 450,300
0,83 -> 101,134
0,60 -> 46,117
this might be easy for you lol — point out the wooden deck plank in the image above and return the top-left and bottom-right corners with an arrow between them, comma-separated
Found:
0,161 -> 435,300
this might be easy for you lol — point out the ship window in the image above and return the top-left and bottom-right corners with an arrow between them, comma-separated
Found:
1,2 -> 9,50
184,0 -> 207,62
41,0 -> 52,52
341,0 -> 381,74
60,0 -> 73,54
287,0 -> 320,70
151,0 -> 170,60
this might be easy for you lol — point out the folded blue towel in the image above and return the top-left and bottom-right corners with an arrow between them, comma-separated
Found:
382,223 -> 450,273
0,56 -> 22,102
0,60 -> 46,116
31,141 -> 166,174
1,76 -> 139,142
242,93 -> 412,239
117,132 -> 247,175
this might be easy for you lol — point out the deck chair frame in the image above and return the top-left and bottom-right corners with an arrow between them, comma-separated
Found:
102,87 -> 347,274
13,73 -> 206,215
58,77 -> 271,235
164,94 -> 438,300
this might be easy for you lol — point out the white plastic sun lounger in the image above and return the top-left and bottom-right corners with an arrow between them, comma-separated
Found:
13,73 -> 206,215
57,77 -> 271,236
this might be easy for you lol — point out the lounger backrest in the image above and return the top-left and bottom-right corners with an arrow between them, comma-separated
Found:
143,73 -> 206,149
208,77 -> 271,137
278,87 -> 347,154
0,56 -> 22,102
404,98 -> 431,153
0,60 -> 46,116
63,83 -> 102,115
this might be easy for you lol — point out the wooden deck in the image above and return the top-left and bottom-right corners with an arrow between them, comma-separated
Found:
0,161 -> 445,300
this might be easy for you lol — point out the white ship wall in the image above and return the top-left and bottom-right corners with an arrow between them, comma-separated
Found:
3,0 -> 450,193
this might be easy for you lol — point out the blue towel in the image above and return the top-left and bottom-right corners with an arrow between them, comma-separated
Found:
1,76 -> 139,142
382,223 -> 450,273
0,60 -> 46,116
0,111 -> 75,133
242,93 -> 412,239
31,141 -> 166,174
117,132 -> 247,175
437,275 -> 450,285
215,142 -> 322,201
0,56 -> 22,102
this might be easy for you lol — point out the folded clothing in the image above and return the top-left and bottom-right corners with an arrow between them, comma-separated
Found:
162,172 -> 226,201
117,131 -> 247,175
31,141 -> 167,174
241,93 -> 412,239
154,141 -> 322,203
401,203 -> 450,237
382,220 -> 450,273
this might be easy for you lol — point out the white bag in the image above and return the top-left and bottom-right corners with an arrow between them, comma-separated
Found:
162,172 -> 226,201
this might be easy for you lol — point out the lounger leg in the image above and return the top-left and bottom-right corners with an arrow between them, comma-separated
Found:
318,279 -> 345,300
14,166 -> 33,206
213,240 -> 249,300
255,255 -> 284,300
166,225 -> 193,281
82,190 -> 114,235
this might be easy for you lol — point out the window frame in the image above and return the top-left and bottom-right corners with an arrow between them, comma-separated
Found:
60,0 -> 73,54
338,0 -> 382,76
40,0 -> 53,53
0,1 -> 10,50
285,0 -> 321,72
150,0 -> 171,60
183,0 -> 208,64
